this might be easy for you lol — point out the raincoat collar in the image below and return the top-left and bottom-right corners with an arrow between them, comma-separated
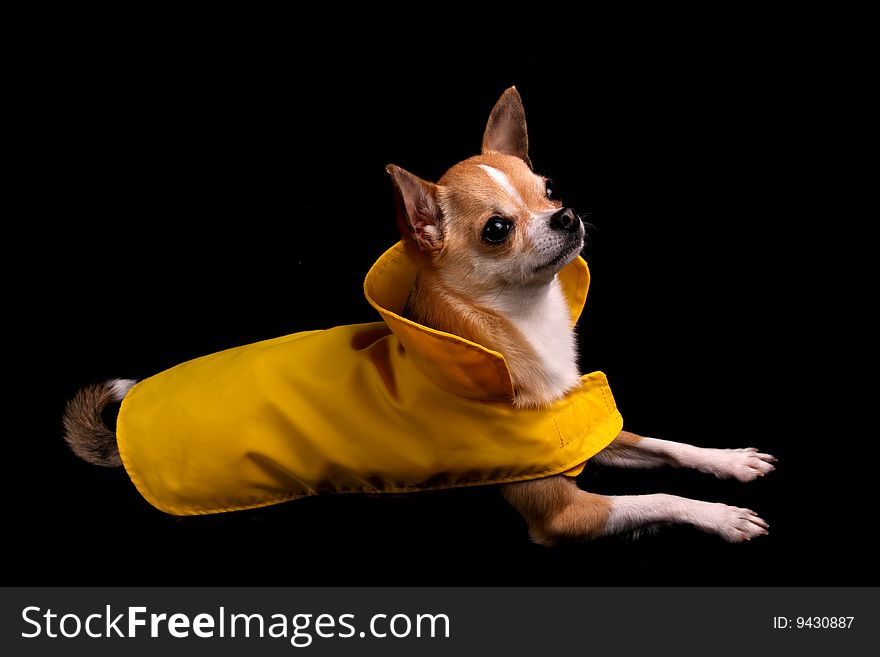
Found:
363,242 -> 591,401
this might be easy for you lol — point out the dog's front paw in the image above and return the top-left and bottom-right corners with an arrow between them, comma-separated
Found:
693,502 -> 769,542
700,447 -> 776,482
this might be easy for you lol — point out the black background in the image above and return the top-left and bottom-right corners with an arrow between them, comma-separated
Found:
13,27 -> 876,585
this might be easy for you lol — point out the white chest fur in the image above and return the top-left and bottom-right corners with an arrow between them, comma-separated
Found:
482,277 -> 581,399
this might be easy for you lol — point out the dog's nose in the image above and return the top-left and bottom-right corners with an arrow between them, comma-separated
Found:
549,207 -> 578,232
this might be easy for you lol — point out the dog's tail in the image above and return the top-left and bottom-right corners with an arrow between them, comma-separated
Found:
63,378 -> 136,467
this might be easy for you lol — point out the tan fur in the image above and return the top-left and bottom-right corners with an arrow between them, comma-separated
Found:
441,153 -> 556,220
405,267 -> 561,409
63,382 -> 123,467
482,87 -> 531,167
612,430 -> 643,446
502,477 -> 612,546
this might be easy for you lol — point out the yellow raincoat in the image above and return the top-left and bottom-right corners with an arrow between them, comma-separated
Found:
117,242 -> 623,516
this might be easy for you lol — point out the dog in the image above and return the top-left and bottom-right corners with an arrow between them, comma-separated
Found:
64,87 -> 775,543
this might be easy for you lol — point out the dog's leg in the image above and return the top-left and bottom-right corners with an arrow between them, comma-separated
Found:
592,430 -> 776,482
502,476 -> 769,544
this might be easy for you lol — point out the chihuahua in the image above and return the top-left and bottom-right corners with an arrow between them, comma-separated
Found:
387,87 -> 775,544
64,87 -> 775,544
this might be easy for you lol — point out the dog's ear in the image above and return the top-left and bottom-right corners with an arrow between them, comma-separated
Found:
482,86 -> 531,168
386,164 -> 443,252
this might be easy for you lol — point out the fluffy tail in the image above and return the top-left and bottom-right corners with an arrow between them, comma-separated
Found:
63,378 -> 136,467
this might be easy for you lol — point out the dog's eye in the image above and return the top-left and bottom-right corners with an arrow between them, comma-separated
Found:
545,178 -> 556,199
482,217 -> 513,244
